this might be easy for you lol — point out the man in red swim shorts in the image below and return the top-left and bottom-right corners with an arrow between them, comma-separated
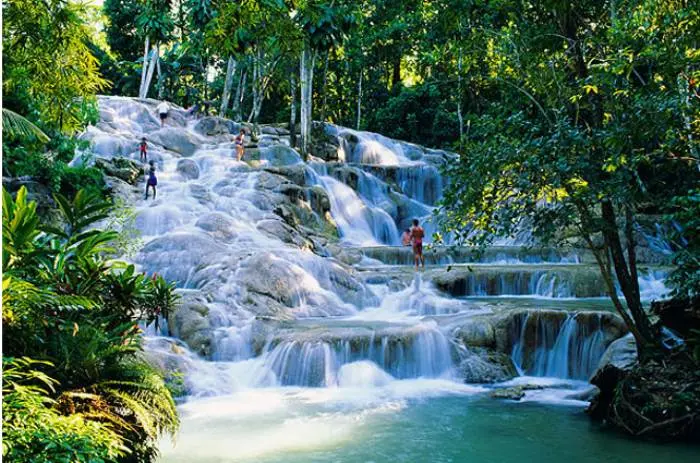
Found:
410,218 -> 425,270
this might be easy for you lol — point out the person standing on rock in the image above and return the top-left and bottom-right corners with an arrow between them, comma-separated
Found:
157,101 -> 169,127
145,160 -> 158,199
234,129 -> 245,161
139,137 -> 148,162
410,219 -> 425,270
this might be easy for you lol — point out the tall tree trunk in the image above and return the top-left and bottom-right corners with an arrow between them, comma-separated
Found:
142,44 -> 158,99
248,51 -> 260,124
220,56 -> 237,117
233,69 -> 247,121
289,71 -> 297,148
156,43 -> 164,99
202,56 -> 209,102
391,57 -> 401,88
356,66 -> 363,130
320,50 -> 330,122
600,200 -> 657,357
139,36 -> 150,98
299,44 -> 315,159
457,48 -> 464,146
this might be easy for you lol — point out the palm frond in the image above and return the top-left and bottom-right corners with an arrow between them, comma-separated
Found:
2,108 -> 50,143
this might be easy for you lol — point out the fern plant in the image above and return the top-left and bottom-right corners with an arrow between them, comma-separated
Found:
2,186 -> 181,461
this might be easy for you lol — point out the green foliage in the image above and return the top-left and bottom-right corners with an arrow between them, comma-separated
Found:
104,0 -> 144,61
136,0 -> 175,43
2,357 -> 127,463
667,190 -> 700,299
2,186 -> 180,462
2,108 -> 50,143
435,0 -> 700,354
367,83 -> 458,148
3,0 -> 108,133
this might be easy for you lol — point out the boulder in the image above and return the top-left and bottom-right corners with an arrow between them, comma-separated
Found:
193,117 -> 239,137
587,334 -> 637,420
94,157 -> 143,184
177,158 -> 200,180
263,165 -> 308,186
137,232 -> 226,284
652,298 -> 700,337
309,186 -> 331,215
104,175 -> 139,203
195,212 -> 237,241
260,145 -> 303,166
189,183 -> 212,205
459,348 -> 517,383
454,317 -> 497,348
168,293 -> 213,356
256,219 -> 311,249
490,384 -> 545,401
149,127 -> 201,157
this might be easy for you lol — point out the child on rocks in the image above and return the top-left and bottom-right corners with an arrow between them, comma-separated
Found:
139,137 -> 148,162
145,160 -> 157,199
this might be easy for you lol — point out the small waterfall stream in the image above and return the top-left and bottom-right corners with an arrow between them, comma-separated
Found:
510,312 -> 611,380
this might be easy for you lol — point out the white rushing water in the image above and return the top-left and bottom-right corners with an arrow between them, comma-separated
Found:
78,97 -> 677,462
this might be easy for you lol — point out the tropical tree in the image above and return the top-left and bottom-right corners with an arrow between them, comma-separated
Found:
437,0 -> 700,358
137,0 -> 175,99
294,0 -> 356,157
3,0 -> 108,133
3,187 -> 180,461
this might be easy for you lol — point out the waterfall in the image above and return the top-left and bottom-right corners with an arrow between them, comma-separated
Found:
308,164 -> 399,245
258,325 -> 454,387
395,164 -> 443,206
510,312 -> 610,380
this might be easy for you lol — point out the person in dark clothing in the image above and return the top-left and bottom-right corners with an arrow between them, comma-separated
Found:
145,160 -> 157,199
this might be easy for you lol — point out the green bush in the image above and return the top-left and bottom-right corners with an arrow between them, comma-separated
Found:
2,187 -> 179,462
2,358 -> 127,463
366,82 -> 459,148
3,132 -> 106,196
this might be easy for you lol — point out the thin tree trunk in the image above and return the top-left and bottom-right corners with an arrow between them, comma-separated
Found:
248,51 -> 260,124
140,36 -> 150,98
600,200 -> 656,355
391,57 -> 401,88
289,72 -> 297,148
220,56 -> 237,117
142,44 -> 158,99
320,49 -> 330,122
232,69 -> 246,121
457,48 -> 464,146
202,56 -> 209,102
300,44 -> 314,158
356,66 -> 363,130
156,43 -> 164,99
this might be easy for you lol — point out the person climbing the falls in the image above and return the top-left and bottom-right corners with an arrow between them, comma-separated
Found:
234,128 -> 246,161
139,137 -> 148,162
157,101 -> 169,127
401,228 -> 412,246
410,219 -> 425,269
145,160 -> 157,199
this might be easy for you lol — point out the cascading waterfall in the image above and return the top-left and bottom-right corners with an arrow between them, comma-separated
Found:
80,98 -> 682,462
510,312 -> 611,380
307,163 -> 399,245
258,324 -> 454,387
